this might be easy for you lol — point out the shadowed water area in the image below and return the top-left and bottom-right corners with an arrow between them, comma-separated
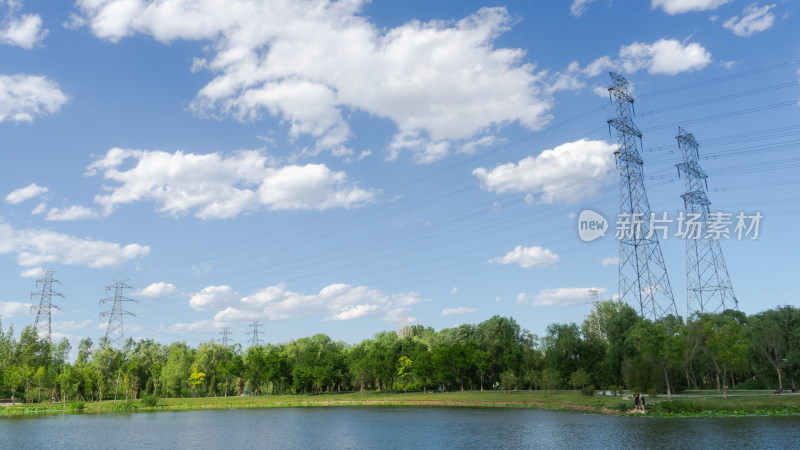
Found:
2,407 -> 799,449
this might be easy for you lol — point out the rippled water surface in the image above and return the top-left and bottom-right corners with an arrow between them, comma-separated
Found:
2,407 -> 799,449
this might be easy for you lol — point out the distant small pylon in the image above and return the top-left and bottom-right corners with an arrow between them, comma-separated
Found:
586,289 -> 606,341
30,270 -> 63,341
219,327 -> 232,346
100,279 -> 137,348
247,320 -> 263,347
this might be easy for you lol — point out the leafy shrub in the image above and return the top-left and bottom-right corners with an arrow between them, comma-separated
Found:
581,385 -> 595,396
738,379 -> 766,389
614,401 -> 628,412
67,401 -> 85,411
140,395 -> 158,407
655,400 -> 702,413
111,400 -> 136,412
647,388 -> 658,399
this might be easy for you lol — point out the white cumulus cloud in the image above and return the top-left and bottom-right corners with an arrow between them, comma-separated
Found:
723,3 -> 776,37
0,74 -> 68,123
601,256 -> 620,267
652,0 -> 734,15
570,0 -> 596,16
189,285 -> 239,311
0,301 -> 30,318
19,266 -> 44,278
441,307 -> 477,316
528,287 -> 607,306
1,13 -> 46,48
0,0 -> 48,49
34,205 -> 101,221
53,319 -> 93,332
166,320 -> 217,334
85,148 -> 378,219
489,245 -> 560,269
474,139 -> 615,204
0,220 -> 150,268
582,38 -> 711,77
73,2 -> 553,163
211,282 -> 428,324
136,282 -> 178,298
6,183 -> 48,204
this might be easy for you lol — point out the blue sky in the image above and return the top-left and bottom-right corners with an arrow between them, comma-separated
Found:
0,0 -> 798,353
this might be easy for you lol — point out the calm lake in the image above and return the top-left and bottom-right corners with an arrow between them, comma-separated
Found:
1,407 -> 798,449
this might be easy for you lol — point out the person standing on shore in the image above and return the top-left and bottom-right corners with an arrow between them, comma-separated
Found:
633,392 -> 640,411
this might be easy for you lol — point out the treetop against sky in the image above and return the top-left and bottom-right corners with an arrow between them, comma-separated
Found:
0,0 -> 798,355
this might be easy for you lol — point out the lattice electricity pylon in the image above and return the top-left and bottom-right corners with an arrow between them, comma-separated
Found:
219,327 -> 232,346
30,270 -> 63,341
585,289 -> 606,341
676,127 -> 738,316
247,320 -> 263,347
607,72 -> 677,320
99,280 -> 137,348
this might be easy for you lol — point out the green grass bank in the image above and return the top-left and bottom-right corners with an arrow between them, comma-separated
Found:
2,390 -> 799,418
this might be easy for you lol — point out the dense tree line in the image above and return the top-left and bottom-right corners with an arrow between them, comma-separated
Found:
1,303 -> 799,403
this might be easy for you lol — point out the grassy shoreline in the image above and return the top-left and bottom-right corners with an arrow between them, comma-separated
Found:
2,390 -> 799,418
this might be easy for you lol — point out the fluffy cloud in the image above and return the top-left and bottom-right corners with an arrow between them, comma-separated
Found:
0,301 -> 30,318
189,285 -> 239,311
211,282 -> 428,324
73,2 -> 553,162
489,245 -> 559,269
136,282 -> 178,298
166,320 -> 216,334
0,74 -> 68,123
19,266 -> 44,277
652,0 -> 734,15
1,14 -> 45,48
53,319 -> 93,332
723,3 -> 776,37
570,0 -> 596,16
0,0 -> 48,49
522,287 -> 607,306
583,39 -> 711,77
601,256 -> 619,267
474,139 -> 615,203
6,183 -> 48,204
441,307 -> 476,316
619,39 -> 711,75
34,205 -> 101,221
0,220 -> 150,268
85,148 -> 378,219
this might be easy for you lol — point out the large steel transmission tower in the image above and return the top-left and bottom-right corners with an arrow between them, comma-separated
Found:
607,72 -> 677,320
30,270 -> 63,341
100,280 -> 138,348
676,127 -> 738,315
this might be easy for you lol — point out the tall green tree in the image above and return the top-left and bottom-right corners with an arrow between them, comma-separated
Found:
700,313 -> 749,398
630,317 -> 685,398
